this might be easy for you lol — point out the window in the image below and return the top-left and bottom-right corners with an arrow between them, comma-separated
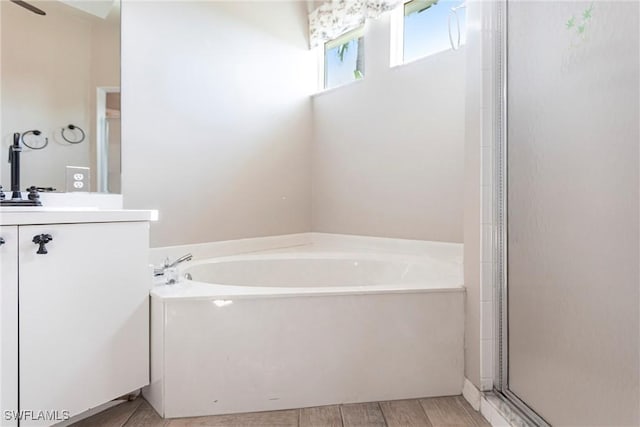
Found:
395,0 -> 466,64
323,26 -> 365,90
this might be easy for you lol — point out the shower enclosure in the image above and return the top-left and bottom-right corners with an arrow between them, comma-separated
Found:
494,1 -> 639,425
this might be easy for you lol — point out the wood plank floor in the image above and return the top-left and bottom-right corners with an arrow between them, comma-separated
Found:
72,395 -> 490,427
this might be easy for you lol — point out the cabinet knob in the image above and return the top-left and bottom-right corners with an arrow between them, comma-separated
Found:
0,237 -> 5,246
32,234 -> 53,254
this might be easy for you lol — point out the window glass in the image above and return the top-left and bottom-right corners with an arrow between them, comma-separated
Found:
324,27 -> 364,90
403,0 -> 466,63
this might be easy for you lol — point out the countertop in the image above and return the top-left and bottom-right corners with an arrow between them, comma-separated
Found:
0,207 -> 158,225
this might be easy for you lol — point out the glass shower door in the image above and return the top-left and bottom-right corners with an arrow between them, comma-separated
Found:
503,1 -> 639,425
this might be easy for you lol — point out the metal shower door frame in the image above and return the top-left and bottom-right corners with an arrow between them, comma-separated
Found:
492,2 -> 551,426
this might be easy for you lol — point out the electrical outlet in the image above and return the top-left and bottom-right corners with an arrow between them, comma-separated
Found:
66,166 -> 90,192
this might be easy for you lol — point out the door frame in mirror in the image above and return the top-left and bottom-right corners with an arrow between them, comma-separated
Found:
96,86 -> 121,193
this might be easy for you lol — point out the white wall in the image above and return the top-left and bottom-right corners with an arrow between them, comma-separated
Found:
311,14 -> 466,242
121,1 -> 315,247
121,2 -> 465,247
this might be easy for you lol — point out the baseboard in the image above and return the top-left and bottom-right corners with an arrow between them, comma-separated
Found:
462,378 -> 481,410
462,378 -> 512,426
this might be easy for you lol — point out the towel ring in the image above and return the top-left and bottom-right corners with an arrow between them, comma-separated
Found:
21,130 -> 49,150
61,124 -> 85,144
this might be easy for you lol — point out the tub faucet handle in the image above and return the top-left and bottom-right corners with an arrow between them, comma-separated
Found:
154,253 -> 193,277
154,259 -> 170,276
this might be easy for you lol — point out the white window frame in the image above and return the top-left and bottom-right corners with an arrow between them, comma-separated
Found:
389,4 -> 405,67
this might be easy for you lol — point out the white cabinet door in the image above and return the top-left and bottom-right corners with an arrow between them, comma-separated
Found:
18,222 -> 150,426
0,226 -> 18,427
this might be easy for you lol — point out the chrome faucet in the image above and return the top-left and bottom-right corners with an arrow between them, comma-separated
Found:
154,253 -> 193,277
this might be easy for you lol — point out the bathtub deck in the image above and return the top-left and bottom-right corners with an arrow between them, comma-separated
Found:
72,395 -> 490,426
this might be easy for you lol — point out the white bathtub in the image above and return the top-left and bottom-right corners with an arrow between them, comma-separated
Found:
144,234 -> 465,419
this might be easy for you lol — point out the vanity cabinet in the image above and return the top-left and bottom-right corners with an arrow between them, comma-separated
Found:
0,216 -> 152,426
1,226 -> 18,427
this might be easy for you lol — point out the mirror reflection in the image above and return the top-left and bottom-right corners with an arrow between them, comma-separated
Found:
1,0 -> 121,194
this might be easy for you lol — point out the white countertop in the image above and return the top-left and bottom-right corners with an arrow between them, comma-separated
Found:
0,207 -> 158,225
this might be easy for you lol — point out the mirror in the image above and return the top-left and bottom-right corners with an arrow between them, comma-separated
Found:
1,0 -> 121,193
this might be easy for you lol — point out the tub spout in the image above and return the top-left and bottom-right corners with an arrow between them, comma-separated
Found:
167,253 -> 193,268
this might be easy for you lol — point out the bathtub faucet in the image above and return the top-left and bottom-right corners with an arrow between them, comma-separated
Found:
154,253 -> 193,277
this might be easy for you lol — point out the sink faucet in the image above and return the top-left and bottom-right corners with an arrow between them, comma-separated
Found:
8,132 -> 22,200
154,253 -> 193,277
1,132 -> 41,206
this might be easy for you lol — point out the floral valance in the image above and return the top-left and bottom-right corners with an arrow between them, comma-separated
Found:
309,0 -> 404,48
